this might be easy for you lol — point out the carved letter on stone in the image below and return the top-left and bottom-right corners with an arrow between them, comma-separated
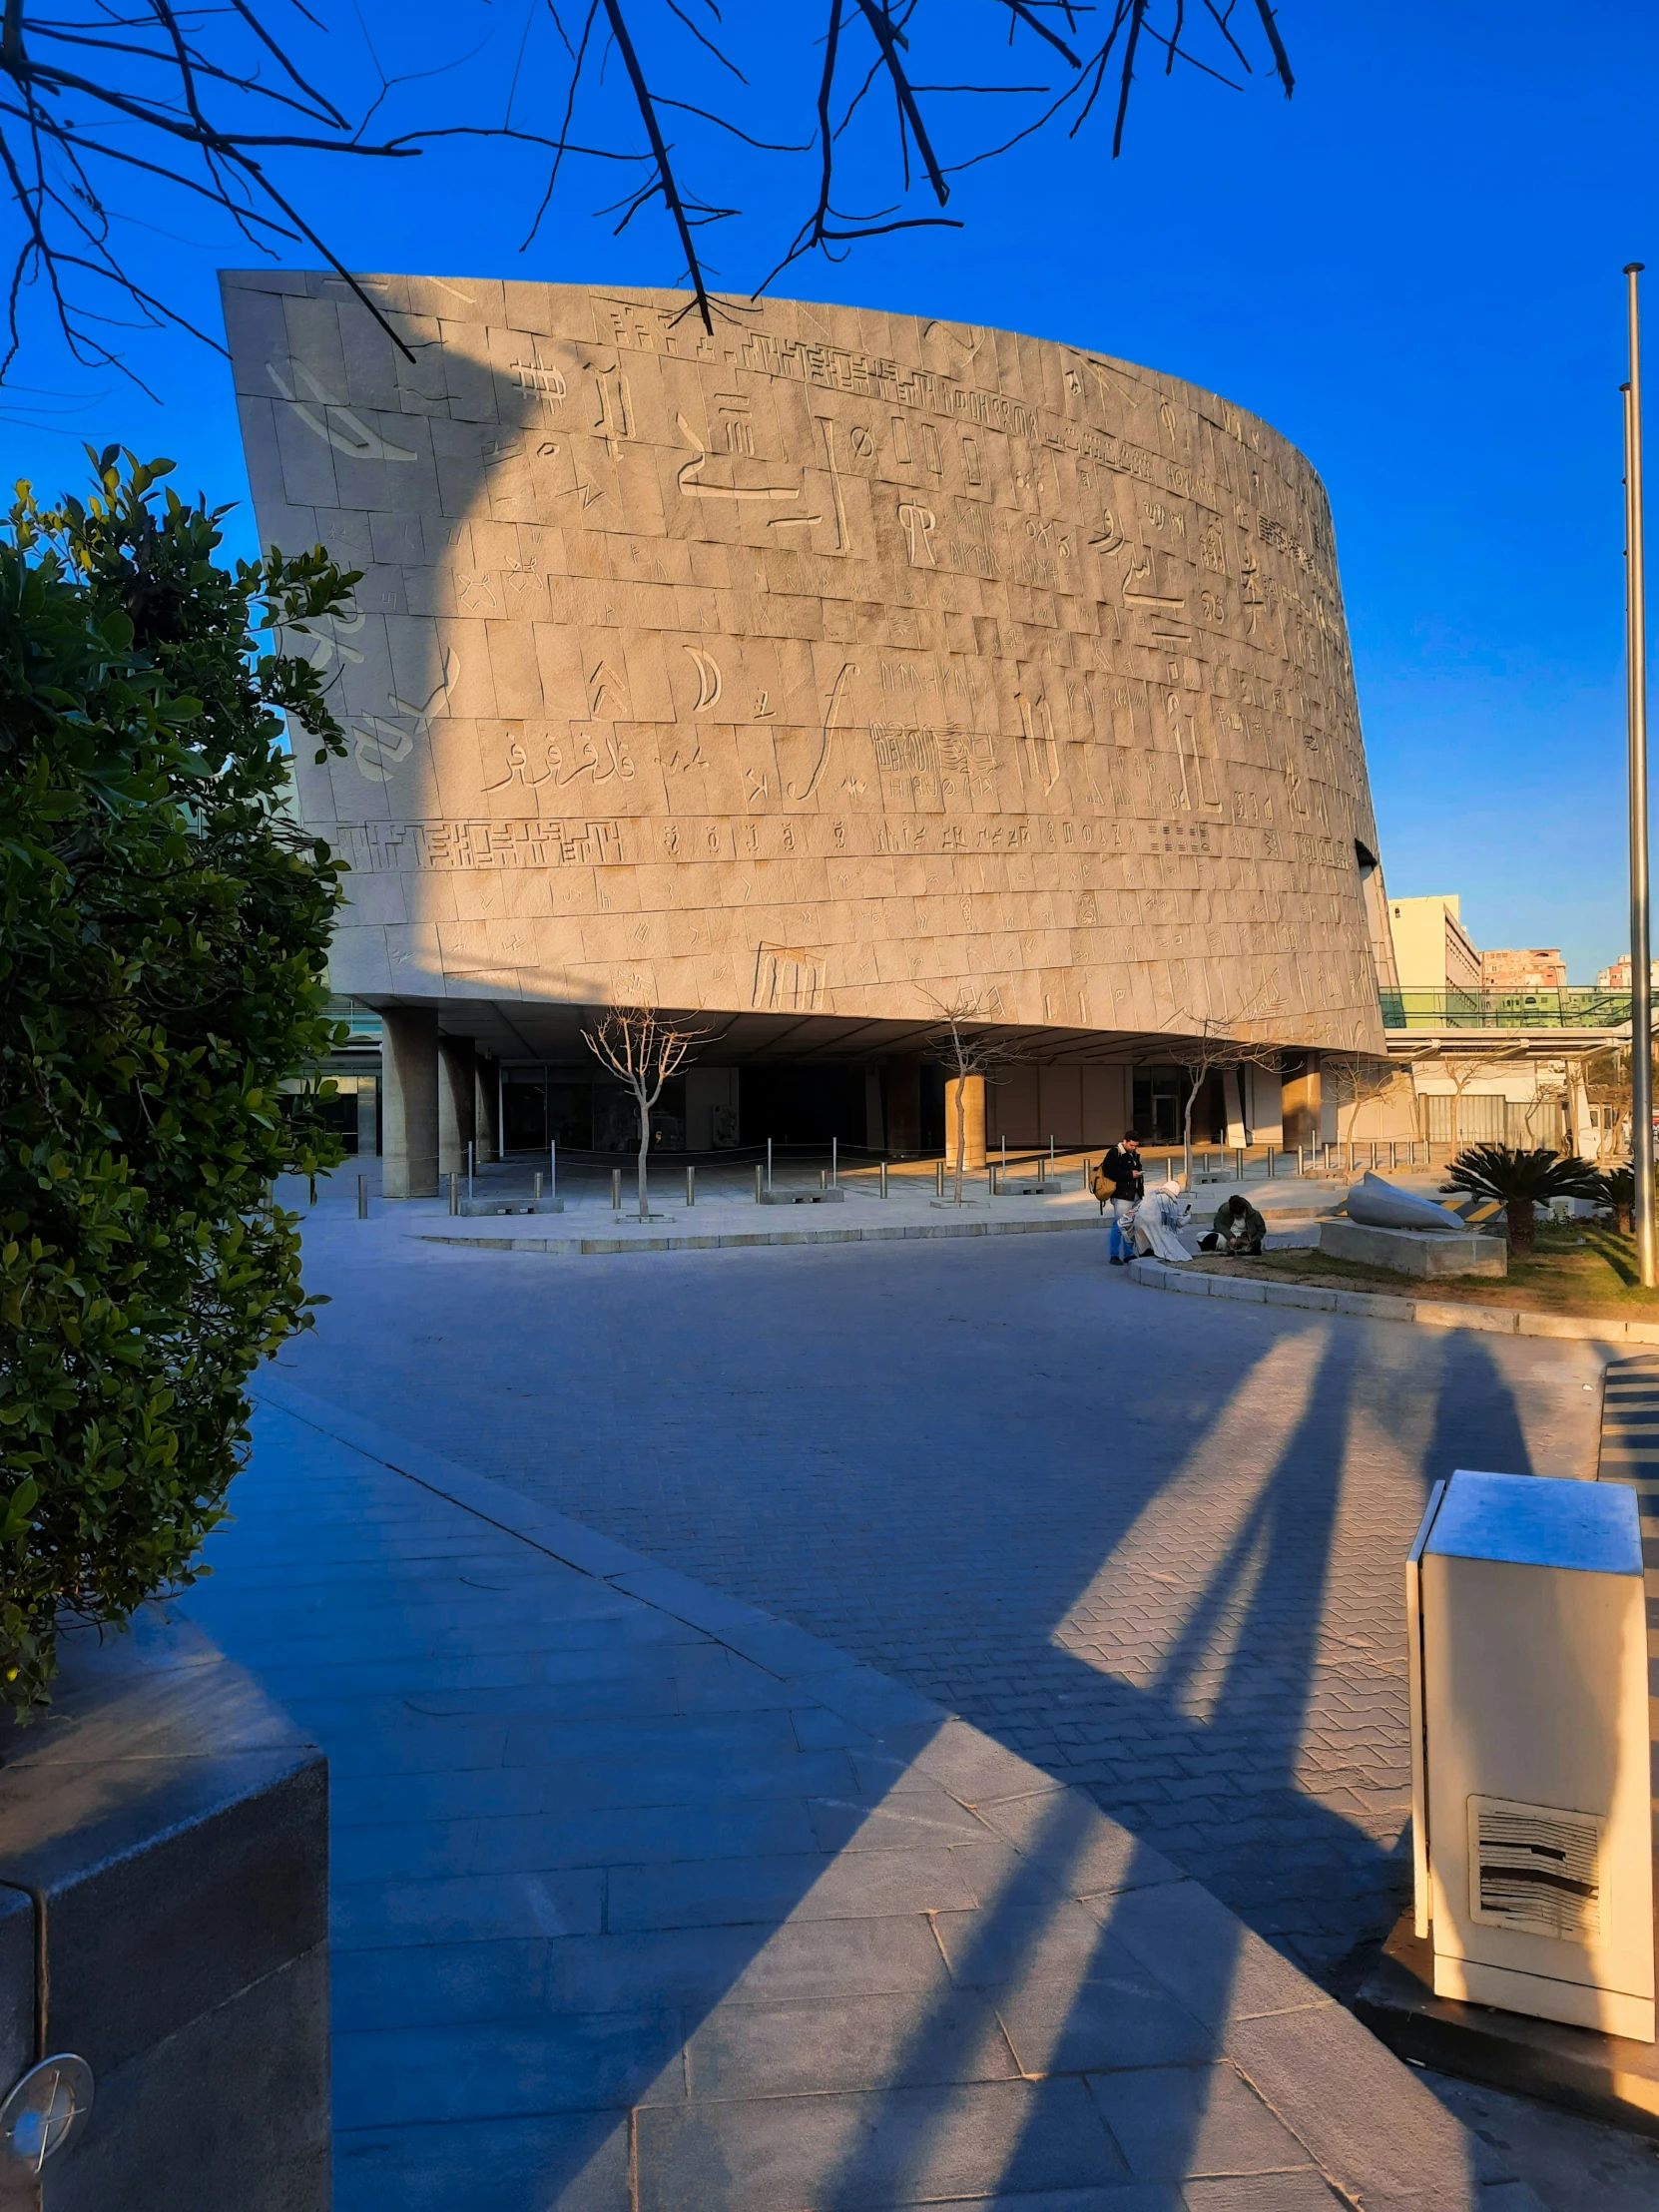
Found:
788,662 -> 858,802
685,647 -> 723,712
898,503 -> 937,567
268,361 -> 418,463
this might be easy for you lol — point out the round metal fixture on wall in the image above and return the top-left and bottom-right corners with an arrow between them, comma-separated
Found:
0,2054 -> 95,2173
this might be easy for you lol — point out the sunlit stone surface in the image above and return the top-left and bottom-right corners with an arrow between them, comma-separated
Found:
224,274 -> 1388,1057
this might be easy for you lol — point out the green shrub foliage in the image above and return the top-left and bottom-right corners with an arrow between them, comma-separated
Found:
0,450 -> 358,1715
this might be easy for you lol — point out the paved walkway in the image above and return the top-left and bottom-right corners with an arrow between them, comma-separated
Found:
184,1377 -> 1533,2210
273,1210 -> 1603,1989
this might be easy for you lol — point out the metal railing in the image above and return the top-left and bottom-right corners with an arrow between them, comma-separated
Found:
1381,987 -> 1632,1030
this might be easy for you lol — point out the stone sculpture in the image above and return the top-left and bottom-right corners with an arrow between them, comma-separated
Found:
1345,1171 -> 1465,1235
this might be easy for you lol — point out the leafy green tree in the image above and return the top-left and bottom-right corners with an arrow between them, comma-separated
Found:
1444,1144 -> 1604,1259
0,449 -> 356,1715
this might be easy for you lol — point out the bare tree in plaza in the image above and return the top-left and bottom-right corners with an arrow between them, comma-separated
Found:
0,2 -> 1296,378
1170,1018 -> 1281,1187
924,988 -> 1025,1206
583,1001 -> 705,1222
1322,1049 -> 1423,1150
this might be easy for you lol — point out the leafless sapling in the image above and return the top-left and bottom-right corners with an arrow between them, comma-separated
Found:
583,1001 -> 706,1222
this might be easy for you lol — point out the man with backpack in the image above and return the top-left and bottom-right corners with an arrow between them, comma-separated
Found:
1094,1131 -> 1145,1265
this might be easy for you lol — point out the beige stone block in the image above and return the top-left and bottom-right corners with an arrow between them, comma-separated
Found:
1515,1312 -> 1603,1341
1414,1301 -> 1517,1334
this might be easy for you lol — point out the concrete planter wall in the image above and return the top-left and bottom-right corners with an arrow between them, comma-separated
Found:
0,1608 -> 329,2210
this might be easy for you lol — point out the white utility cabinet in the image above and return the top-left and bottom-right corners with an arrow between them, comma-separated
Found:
1407,1468 -> 1654,2041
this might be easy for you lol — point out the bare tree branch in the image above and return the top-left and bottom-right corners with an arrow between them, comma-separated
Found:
0,0 -> 1297,385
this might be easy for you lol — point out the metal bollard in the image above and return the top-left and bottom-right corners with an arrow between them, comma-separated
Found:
879,1161 -> 888,1199
687,1165 -> 696,1207
1037,1156 -> 1047,1190
1267,1148 -> 1276,1179
1235,1146 -> 1245,1181
1049,1134 -> 1055,1160
533,1172 -> 543,1200
767,1137 -> 773,1193
935,1159 -> 945,1197
448,1172 -> 459,1216
820,1167 -> 828,1191
756,1163 -> 764,1201
467,1139 -> 475,1204
550,1140 -> 557,1203
1298,1145 -> 1305,1177
611,1167 -> 622,1211
357,1173 -> 368,1220
831,1136 -> 838,1188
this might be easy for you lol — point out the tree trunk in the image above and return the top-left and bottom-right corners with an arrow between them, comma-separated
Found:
636,1088 -> 650,1222
1182,1079 -> 1199,1190
1508,1194 -> 1536,1257
952,1066 -> 965,1204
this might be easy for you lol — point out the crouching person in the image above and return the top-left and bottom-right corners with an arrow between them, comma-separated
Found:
1199,1193 -> 1266,1257
1135,1179 -> 1192,1264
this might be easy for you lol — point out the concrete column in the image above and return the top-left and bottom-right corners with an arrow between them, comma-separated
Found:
863,1066 -> 884,1151
438,1037 -> 475,1176
884,1055 -> 921,1154
1225,1066 -> 1249,1148
1281,1054 -> 1322,1151
379,1006 -> 439,1198
943,1075 -> 986,1169
355,1075 -> 378,1158
474,1056 -> 500,1165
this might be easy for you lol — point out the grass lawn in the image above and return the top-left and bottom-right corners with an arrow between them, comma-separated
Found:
1190,1225 -> 1659,1316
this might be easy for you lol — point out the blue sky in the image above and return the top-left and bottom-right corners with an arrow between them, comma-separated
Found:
5,2 -> 1655,978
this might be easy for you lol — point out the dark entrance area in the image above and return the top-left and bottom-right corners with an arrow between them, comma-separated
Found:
919,1061 -> 945,1153
1133,1065 -> 1226,1147
499,1067 -> 686,1153
739,1064 -> 865,1147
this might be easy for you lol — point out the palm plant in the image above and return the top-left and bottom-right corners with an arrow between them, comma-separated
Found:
1444,1145 -> 1605,1257
1596,1165 -> 1659,1236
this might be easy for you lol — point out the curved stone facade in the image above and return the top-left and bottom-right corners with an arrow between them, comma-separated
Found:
225,275 -> 1387,1058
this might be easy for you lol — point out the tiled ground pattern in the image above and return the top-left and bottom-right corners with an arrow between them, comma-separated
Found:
183,1383 -> 1532,2211
277,1210 -> 1604,1982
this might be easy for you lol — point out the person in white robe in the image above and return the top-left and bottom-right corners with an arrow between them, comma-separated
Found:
1134,1178 -> 1192,1264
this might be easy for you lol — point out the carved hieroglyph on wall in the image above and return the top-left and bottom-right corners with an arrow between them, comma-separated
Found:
223,273 -> 1387,1049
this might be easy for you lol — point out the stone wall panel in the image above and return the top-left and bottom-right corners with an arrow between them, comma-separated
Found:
225,274 -> 1387,1052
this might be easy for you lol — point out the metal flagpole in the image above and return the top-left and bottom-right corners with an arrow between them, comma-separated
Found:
1625,263 -> 1656,1288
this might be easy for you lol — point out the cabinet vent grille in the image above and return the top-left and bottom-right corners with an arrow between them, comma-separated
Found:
1468,1796 -> 1603,1941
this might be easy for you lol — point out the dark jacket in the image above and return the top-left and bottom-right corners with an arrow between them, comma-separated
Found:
1100,1145 -> 1144,1202
1213,1198 -> 1266,1247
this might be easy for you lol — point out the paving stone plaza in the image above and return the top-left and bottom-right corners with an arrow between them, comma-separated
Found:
191,275 -> 1656,2209
177,1187 -> 1659,2208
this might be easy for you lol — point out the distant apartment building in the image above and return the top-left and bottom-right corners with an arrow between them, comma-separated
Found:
1480,946 -> 1568,990
1595,954 -> 1659,989
1387,894 -> 1483,995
